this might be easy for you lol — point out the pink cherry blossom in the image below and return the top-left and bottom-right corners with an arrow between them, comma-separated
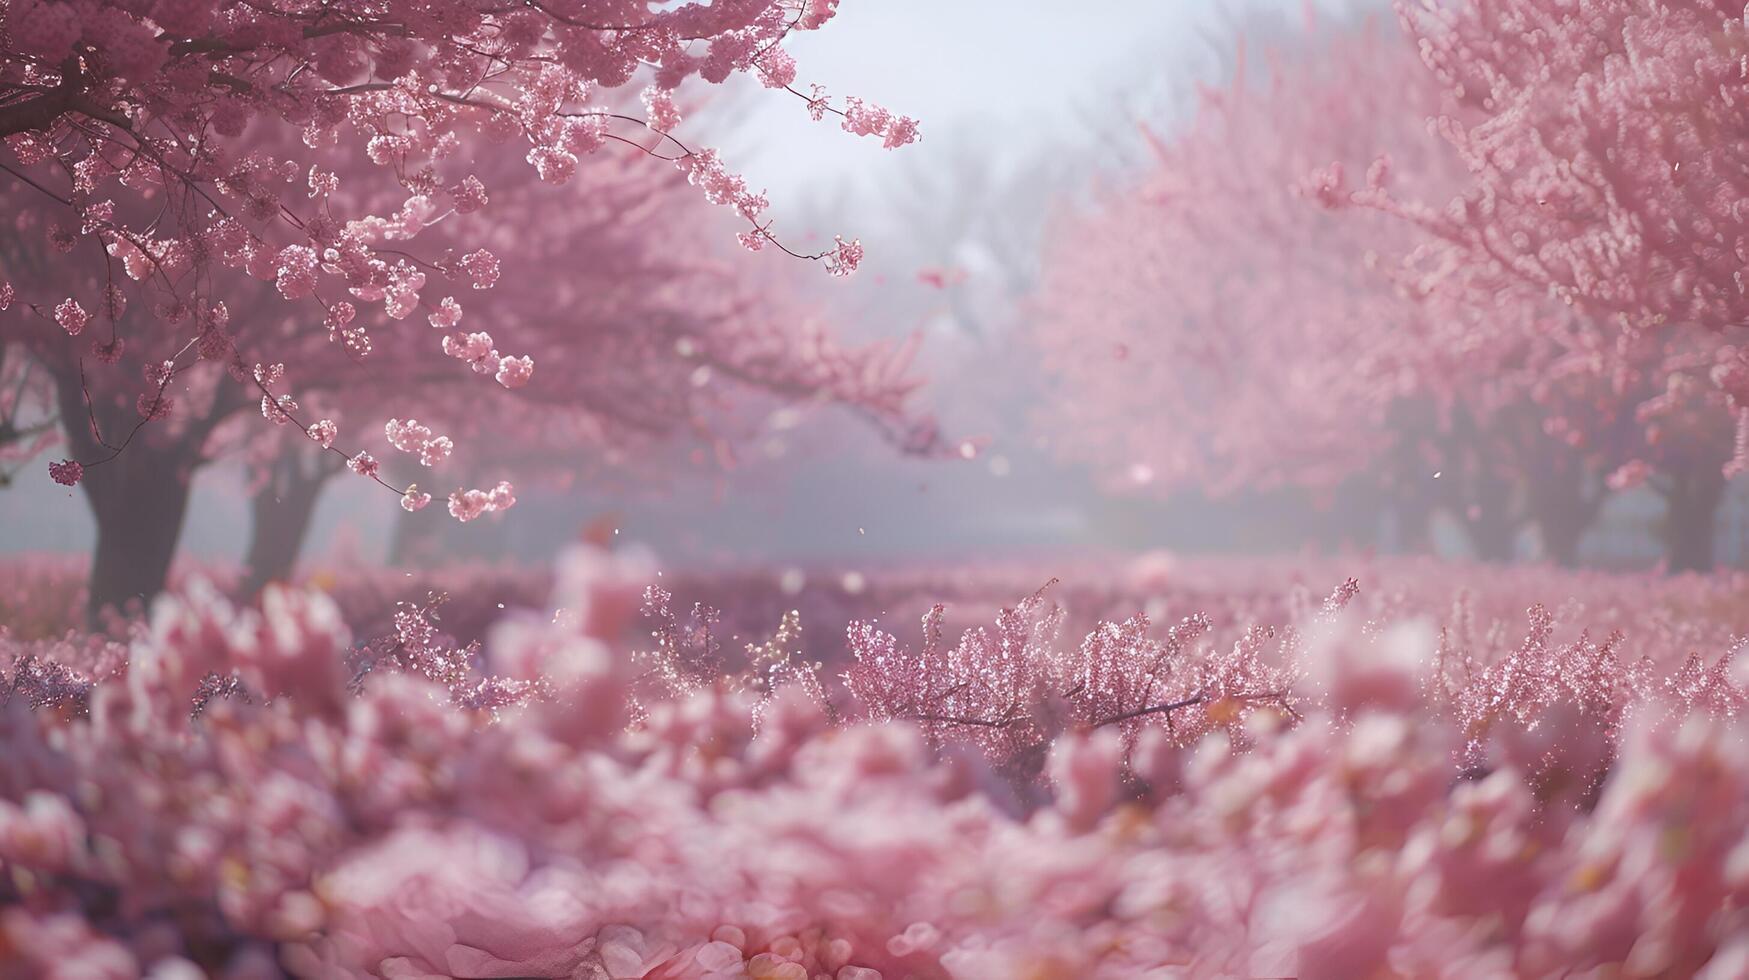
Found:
53,298 -> 88,336
47,458 -> 82,486
459,249 -> 501,290
307,420 -> 339,450
495,354 -> 534,389
399,485 -> 431,513
0,0 -> 921,548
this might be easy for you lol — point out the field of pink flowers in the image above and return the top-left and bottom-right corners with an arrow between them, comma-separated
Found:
5,549 -> 1749,978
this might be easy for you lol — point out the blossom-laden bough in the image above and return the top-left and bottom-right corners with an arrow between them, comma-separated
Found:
0,0 -> 921,509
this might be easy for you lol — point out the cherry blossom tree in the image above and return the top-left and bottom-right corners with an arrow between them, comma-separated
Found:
1033,14 -> 1745,568
1587,332 -> 1742,571
1375,0 -> 1749,480
1031,22 -> 1579,561
0,0 -> 918,494
0,0 -> 925,611
0,197 -> 419,616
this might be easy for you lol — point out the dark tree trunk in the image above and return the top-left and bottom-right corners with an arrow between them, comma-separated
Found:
81,449 -> 194,623
1527,469 -> 1602,568
1538,508 -> 1589,567
52,366 -> 207,624
1664,468 -> 1727,573
1457,465 -> 1520,563
1465,507 -> 1518,562
1418,404 -> 1528,563
241,450 -> 333,597
42,321 -> 250,624
1310,480 -> 1385,552
1388,492 -> 1436,555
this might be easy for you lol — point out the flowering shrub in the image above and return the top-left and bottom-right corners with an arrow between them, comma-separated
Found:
4,548 -> 1749,977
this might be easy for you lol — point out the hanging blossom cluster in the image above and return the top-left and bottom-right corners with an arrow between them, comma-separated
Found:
244,361 -> 519,527
0,0 -> 917,499
306,419 -> 339,450
438,326 -> 533,390
446,480 -> 516,523
383,418 -> 453,468
427,295 -> 532,390
5,549 -> 1749,976
839,96 -> 921,150
346,451 -> 378,480
46,458 -> 82,487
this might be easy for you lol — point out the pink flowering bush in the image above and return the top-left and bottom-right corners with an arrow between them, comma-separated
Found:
3,548 -> 1749,977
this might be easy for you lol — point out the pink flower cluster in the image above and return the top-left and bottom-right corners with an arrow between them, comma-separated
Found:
46,458 -> 82,487
450,175 -> 488,214
839,98 -> 921,150
446,480 -> 516,522
495,354 -> 534,389
52,298 -> 88,336
306,419 -> 339,450
643,87 -> 683,132
273,244 -> 321,299
398,484 -> 431,513
683,149 -> 772,235
4,551 -> 1749,976
459,249 -> 500,290
826,236 -> 864,278
439,328 -> 534,389
259,393 -> 298,426
323,301 -> 371,356
346,451 -> 379,480
382,418 -> 453,467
